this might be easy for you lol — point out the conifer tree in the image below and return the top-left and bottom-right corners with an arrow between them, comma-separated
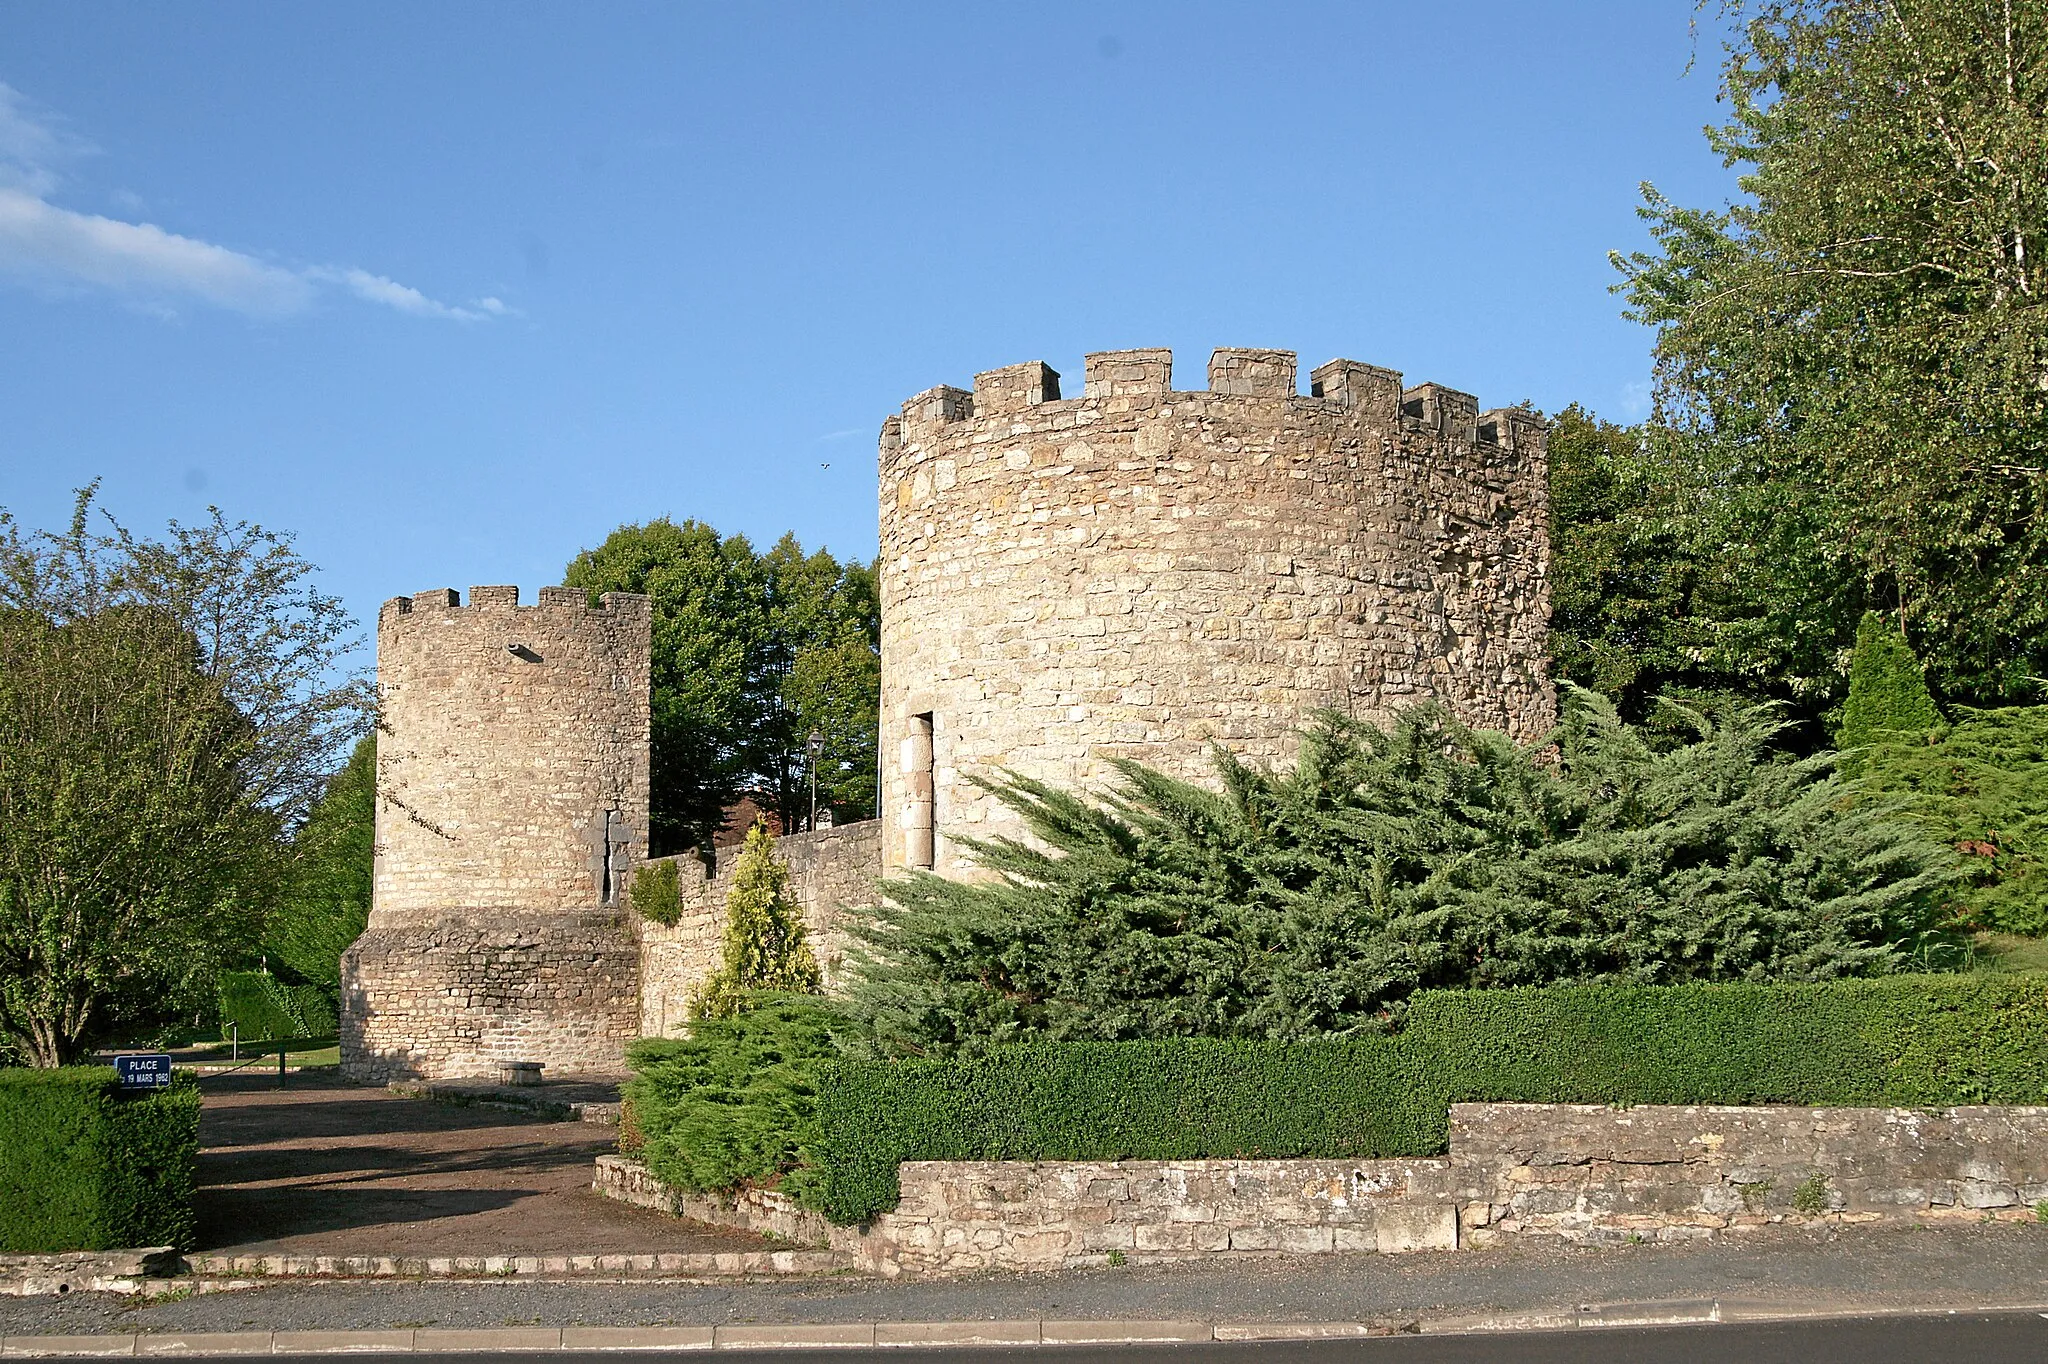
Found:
1837,612 -> 1944,767
691,823 -> 821,1020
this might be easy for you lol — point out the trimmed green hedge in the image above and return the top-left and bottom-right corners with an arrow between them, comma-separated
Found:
807,975 -> 2048,1224
0,1068 -> 202,1251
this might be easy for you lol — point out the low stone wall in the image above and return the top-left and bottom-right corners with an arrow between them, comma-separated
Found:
340,909 -> 641,1082
597,1103 -> 2048,1275
1449,1102 -> 2048,1246
636,820 -> 881,1037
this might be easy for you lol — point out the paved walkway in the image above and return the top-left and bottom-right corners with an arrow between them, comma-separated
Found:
8,1222 -> 2048,1336
193,1074 -> 765,1257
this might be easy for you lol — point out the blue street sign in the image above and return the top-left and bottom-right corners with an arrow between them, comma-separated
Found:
113,1054 -> 174,1089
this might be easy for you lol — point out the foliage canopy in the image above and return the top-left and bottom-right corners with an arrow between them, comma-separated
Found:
564,520 -> 878,852
1615,0 -> 2048,702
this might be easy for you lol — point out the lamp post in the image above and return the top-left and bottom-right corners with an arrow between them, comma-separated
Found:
807,728 -> 824,832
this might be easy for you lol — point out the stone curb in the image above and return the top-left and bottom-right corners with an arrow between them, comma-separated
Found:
385,1083 -> 620,1127
7,1302 -> 2048,1354
180,1252 -> 845,1280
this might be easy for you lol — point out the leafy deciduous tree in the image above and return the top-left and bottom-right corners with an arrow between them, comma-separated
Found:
564,519 -> 878,851
263,734 -> 375,992
1616,0 -> 2048,704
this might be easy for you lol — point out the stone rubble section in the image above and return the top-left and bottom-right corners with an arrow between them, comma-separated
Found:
877,347 -> 1552,874
598,1102 -> 2048,1274
634,821 -> 880,1037
341,586 -> 652,1082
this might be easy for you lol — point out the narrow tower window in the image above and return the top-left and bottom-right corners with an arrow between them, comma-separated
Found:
600,808 -> 620,904
903,713 -> 935,870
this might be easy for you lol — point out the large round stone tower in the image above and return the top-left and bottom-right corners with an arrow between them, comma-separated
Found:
877,347 -> 1552,875
340,585 -> 651,1081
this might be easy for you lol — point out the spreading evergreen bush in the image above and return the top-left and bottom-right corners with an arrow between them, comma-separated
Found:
805,974 -> 2048,1224
0,1067 -> 201,1251
1830,616 -> 2048,934
1861,706 -> 2048,936
624,993 -> 847,1199
845,690 -> 1959,1055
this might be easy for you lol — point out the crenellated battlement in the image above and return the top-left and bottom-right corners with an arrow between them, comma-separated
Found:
886,347 -> 1542,456
379,585 -> 651,624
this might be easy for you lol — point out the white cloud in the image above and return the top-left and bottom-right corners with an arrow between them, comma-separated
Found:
311,266 -> 486,321
0,187 -> 315,314
0,81 -> 497,323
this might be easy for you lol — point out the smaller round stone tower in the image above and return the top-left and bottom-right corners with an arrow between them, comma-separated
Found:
340,585 -> 651,1081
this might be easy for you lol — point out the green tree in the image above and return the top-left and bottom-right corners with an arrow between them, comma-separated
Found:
1838,612 -> 1945,758
564,520 -> 878,851
1616,0 -> 2048,704
1546,405 -> 1872,730
692,824 -> 823,1020
565,519 -> 765,852
264,734 -> 375,992
0,488 -> 364,1064
0,605 -> 271,1067
845,692 -> 1958,1056
1547,407 -> 1699,713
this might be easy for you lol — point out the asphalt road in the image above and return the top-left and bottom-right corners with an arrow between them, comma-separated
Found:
260,1313 -> 2048,1362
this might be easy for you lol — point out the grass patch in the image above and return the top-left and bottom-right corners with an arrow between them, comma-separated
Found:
1972,933 -> 2048,974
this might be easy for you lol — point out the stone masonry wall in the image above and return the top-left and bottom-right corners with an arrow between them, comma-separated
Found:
1446,1102 -> 2048,1246
877,347 -> 1551,874
636,819 -> 882,1037
342,585 -> 652,1082
341,910 -> 640,1081
598,1102 -> 2048,1275
369,586 -> 651,917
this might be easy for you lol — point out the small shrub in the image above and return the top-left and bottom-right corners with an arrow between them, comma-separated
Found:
625,993 -> 847,1198
0,1068 -> 200,1251
1791,1172 -> 1831,1215
2032,1199 -> 2048,1223
631,859 -> 682,927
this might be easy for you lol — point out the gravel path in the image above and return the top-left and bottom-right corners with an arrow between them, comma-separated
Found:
193,1073 -> 762,1257
6,1223 -> 2048,1334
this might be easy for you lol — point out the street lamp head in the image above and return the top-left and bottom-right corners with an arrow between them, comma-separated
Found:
807,728 -> 824,757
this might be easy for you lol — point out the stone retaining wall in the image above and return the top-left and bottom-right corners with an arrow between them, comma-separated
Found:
1448,1102 -> 2048,1246
598,1102 -> 2048,1275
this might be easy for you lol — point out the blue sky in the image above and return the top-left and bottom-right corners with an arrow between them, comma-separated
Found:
1,3 -> 1739,673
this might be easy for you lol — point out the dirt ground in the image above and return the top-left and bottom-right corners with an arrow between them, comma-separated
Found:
194,1073 -> 770,1256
